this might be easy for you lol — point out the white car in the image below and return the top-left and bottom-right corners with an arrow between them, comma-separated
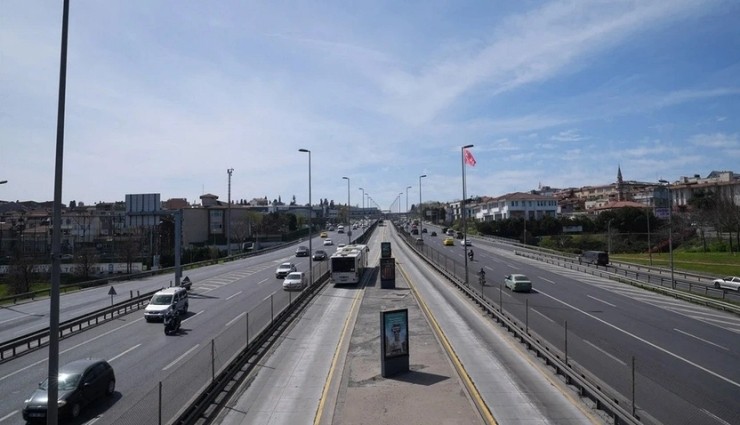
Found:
713,276 -> 740,291
462,238 -> 472,246
275,262 -> 297,279
282,272 -> 307,291
323,239 -> 333,246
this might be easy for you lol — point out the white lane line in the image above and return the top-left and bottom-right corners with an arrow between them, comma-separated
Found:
226,291 -> 242,301
182,311 -> 202,322
257,278 -> 270,285
109,344 -> 141,362
540,277 -> 555,284
0,410 -> 19,422
226,312 -> 246,328
587,295 -> 616,308
538,290 -> 740,389
0,315 -> 26,325
163,344 -> 200,371
531,308 -> 554,323
701,408 -> 732,425
0,317 -> 144,383
584,340 -> 626,366
674,329 -> 728,350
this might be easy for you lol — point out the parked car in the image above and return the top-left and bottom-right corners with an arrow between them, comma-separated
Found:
22,358 -> 116,421
283,272 -> 307,290
713,276 -> 740,291
275,262 -> 297,278
505,274 -> 532,292
312,249 -> 328,261
323,239 -> 334,246
443,237 -> 455,246
295,245 -> 309,257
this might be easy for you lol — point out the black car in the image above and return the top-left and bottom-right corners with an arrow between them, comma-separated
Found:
312,249 -> 328,261
295,245 -> 310,257
430,231 -> 437,237
23,358 -> 116,421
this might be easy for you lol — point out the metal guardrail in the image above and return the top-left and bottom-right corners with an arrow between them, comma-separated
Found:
0,289 -> 157,363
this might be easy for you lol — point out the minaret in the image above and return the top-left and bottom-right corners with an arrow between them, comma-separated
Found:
617,165 -> 624,202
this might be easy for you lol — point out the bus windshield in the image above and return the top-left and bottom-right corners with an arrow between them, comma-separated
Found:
332,257 -> 356,273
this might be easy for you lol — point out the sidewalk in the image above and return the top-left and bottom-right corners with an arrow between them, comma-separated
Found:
326,266 -> 485,425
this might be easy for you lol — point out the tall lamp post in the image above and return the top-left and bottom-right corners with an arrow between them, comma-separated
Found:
227,168 -> 234,257
419,174 -> 427,237
359,187 -> 365,220
342,176 -> 350,244
406,185 -> 412,215
461,144 -> 474,286
299,149 -> 313,286
658,180 -> 675,289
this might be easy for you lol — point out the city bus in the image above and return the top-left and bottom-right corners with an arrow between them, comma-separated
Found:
330,244 -> 369,285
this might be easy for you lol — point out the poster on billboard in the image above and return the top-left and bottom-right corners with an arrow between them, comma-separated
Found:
382,309 -> 408,358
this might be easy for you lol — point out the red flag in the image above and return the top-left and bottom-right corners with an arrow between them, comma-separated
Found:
464,148 -> 476,167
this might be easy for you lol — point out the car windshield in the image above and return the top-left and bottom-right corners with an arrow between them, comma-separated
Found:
41,372 -> 82,391
286,273 -> 301,280
151,294 -> 173,305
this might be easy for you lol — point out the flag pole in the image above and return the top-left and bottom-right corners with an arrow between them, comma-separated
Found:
461,144 -> 474,286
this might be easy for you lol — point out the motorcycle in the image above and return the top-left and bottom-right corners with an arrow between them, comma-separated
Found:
468,250 -> 474,262
163,310 -> 181,335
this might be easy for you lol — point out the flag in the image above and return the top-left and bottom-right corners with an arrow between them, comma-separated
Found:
464,148 -> 476,167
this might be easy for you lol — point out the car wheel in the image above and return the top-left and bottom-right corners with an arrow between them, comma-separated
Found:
106,379 -> 116,396
714,282 -> 721,289
70,402 -> 82,418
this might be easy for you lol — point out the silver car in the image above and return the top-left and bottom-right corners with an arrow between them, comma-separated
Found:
282,272 -> 307,291
713,276 -> 740,291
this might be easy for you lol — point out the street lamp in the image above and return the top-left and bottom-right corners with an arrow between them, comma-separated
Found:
406,185 -> 412,215
461,144 -> 474,286
227,168 -> 234,257
342,176 -> 350,244
299,149 -> 313,286
419,175 -> 427,237
359,187 -> 365,220
658,179 -> 675,289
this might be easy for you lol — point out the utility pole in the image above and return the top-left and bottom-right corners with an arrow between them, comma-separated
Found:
227,168 -> 234,257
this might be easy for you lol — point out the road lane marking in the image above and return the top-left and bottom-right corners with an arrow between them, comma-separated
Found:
531,308 -> 555,323
257,278 -> 269,285
0,317 -> 144,383
538,290 -> 740,389
587,295 -> 616,307
584,340 -> 626,366
701,408 -> 732,425
226,291 -> 242,300
0,410 -> 19,422
163,344 -> 200,371
539,277 -> 555,284
226,312 -> 246,328
109,344 -> 141,362
674,329 -> 728,350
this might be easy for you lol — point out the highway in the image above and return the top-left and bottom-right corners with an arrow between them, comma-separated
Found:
1,223 -> 738,424
415,224 -> 740,425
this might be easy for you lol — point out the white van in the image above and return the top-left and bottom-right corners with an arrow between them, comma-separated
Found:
144,287 -> 189,322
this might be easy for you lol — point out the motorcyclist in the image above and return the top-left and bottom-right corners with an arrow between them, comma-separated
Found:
468,249 -> 474,261
164,309 -> 181,335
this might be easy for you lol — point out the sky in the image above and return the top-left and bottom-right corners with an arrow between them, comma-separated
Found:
2,0 -> 739,212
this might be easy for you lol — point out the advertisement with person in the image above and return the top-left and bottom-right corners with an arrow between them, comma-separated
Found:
383,309 -> 408,358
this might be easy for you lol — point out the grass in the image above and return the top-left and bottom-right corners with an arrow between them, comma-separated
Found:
611,251 -> 740,277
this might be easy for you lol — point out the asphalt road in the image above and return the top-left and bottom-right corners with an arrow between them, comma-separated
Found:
416,223 -> 740,425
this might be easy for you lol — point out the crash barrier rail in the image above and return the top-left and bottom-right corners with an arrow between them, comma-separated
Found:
514,250 -> 740,311
0,289 -> 157,363
114,263 -> 334,424
395,225 -> 654,425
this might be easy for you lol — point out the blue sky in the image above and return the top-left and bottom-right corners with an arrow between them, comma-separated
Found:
2,0 -> 739,211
